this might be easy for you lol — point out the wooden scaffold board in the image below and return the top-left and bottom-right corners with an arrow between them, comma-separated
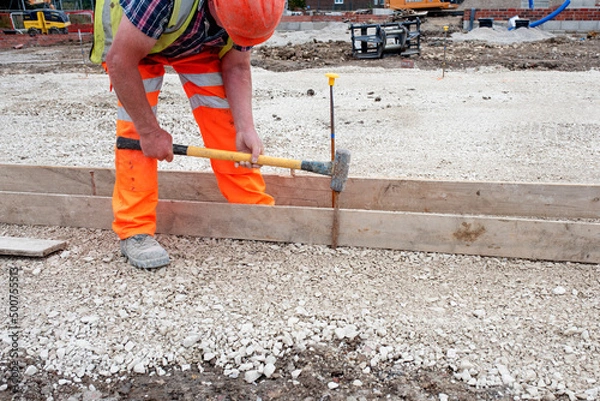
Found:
0,164 -> 599,263
0,236 -> 67,257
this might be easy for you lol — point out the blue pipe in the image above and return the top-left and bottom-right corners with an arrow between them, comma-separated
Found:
469,7 -> 475,31
529,0 -> 570,28
508,0 -> 570,30
529,0 -> 534,10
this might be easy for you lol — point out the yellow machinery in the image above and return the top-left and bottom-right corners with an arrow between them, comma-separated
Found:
23,9 -> 71,35
385,0 -> 459,11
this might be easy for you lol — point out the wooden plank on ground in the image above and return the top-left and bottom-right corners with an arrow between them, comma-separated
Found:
342,178 -> 600,219
0,164 -> 116,196
1,164 -> 599,219
0,191 -> 113,229
337,210 -> 600,264
156,200 -> 331,244
0,164 -> 324,204
0,164 -> 224,202
1,191 -> 599,264
0,236 -> 67,257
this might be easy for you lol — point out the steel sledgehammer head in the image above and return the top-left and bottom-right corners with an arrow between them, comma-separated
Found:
331,149 -> 351,193
299,148 -> 351,192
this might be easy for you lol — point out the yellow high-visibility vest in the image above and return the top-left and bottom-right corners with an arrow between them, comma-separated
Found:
90,0 -> 201,64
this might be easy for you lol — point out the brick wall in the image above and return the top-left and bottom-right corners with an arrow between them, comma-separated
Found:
304,0 -> 376,12
280,14 -> 389,24
463,7 -> 600,22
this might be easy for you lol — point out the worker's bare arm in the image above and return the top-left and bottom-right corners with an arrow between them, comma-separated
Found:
221,49 -> 263,168
106,17 -> 173,162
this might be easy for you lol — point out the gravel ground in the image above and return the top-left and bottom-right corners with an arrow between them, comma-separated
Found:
1,21 -> 600,401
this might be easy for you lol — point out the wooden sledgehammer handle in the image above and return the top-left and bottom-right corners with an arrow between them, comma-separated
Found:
116,137 -> 349,193
186,145 -> 302,170
116,137 -> 302,170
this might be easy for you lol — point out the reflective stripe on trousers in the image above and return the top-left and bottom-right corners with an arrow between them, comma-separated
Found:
108,51 -> 274,240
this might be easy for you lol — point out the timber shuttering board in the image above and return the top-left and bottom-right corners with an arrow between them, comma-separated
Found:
0,164 -> 599,263
0,236 -> 67,257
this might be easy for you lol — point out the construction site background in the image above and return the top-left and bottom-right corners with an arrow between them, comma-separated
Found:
278,0 -> 600,33
0,0 -> 599,50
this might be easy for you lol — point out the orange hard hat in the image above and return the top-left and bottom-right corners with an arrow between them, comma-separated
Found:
211,0 -> 285,47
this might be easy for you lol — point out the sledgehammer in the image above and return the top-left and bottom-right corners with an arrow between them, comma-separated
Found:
116,137 -> 351,193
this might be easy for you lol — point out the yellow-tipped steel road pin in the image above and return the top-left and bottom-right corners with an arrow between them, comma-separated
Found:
325,72 -> 342,248
325,72 -> 340,209
443,25 -> 449,78
325,73 -> 339,164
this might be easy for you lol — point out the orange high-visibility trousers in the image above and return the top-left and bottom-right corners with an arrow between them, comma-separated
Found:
110,50 -> 274,240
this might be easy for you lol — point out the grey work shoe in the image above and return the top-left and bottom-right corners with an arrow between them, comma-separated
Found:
120,234 -> 170,269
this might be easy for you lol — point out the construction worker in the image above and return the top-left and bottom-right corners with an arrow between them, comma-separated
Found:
90,0 -> 284,269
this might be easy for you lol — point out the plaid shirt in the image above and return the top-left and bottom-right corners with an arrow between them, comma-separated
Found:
120,0 -> 251,59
